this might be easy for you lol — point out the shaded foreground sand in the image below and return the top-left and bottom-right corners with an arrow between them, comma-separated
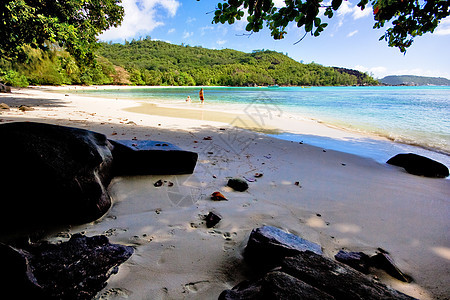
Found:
1,87 -> 449,299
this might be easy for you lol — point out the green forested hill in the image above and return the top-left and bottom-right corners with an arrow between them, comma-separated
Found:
0,38 -> 378,87
380,75 -> 450,86
97,39 -> 378,86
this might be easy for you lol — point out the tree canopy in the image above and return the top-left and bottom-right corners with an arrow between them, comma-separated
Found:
211,0 -> 450,52
0,0 -> 124,67
97,39 -> 378,86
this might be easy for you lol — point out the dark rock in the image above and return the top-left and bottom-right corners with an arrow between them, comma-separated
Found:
370,250 -> 413,283
387,153 -> 449,178
281,251 -> 416,300
0,122 -> 115,231
335,250 -> 371,274
110,140 -> 198,175
227,178 -> 249,192
154,179 -> 163,187
219,271 -> 334,300
244,225 -> 322,270
0,234 -> 133,299
261,271 -> 334,300
0,83 -> 11,93
18,105 -> 34,111
0,102 -> 10,110
218,279 -> 262,300
205,212 -> 221,228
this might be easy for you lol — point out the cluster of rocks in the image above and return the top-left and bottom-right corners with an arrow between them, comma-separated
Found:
0,102 -> 33,111
219,226 -> 416,300
0,122 -> 199,298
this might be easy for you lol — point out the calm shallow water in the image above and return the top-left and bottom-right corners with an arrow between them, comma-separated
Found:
72,86 -> 450,165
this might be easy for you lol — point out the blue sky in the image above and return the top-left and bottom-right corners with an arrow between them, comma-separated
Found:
98,0 -> 450,79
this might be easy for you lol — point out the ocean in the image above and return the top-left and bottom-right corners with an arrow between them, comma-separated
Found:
71,86 -> 450,167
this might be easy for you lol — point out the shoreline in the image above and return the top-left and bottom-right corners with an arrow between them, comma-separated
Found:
45,85 -> 450,168
1,86 -> 449,299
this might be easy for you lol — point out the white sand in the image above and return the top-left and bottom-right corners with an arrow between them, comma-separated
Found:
1,86 -> 449,299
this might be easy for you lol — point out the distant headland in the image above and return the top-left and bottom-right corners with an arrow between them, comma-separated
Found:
380,75 -> 450,86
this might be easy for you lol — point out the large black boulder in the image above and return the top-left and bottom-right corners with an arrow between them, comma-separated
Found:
0,122 -> 199,235
0,122 -> 115,230
0,234 -> 134,299
387,153 -> 449,178
244,225 -> 322,270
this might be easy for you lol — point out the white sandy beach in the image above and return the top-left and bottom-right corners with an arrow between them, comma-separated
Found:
1,86 -> 449,299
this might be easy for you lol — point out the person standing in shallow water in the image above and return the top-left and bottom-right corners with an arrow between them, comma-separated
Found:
199,88 -> 204,103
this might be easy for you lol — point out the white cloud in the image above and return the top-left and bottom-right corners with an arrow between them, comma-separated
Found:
183,31 -> 193,39
200,26 -> 214,36
337,1 -> 354,16
333,2 -> 371,31
99,0 -> 181,41
435,17 -> 450,35
336,1 -> 371,28
168,28 -> 175,34
347,30 -> 358,37
186,17 -> 196,24
217,39 -> 227,45
354,65 -> 388,78
352,6 -> 371,19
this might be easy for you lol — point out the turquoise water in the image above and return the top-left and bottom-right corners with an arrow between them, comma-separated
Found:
72,86 -> 450,164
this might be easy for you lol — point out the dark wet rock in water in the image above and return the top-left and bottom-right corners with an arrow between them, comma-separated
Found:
0,234 -> 133,299
227,178 -> 249,192
387,153 -> 449,178
0,122 -> 115,231
370,249 -> 413,283
244,225 -> 322,270
205,212 -> 222,228
335,250 -> 371,274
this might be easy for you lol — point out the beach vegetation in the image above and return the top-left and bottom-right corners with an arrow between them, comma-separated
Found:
0,0 -> 124,68
211,0 -> 450,53
0,45 -> 115,86
0,69 -> 29,87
